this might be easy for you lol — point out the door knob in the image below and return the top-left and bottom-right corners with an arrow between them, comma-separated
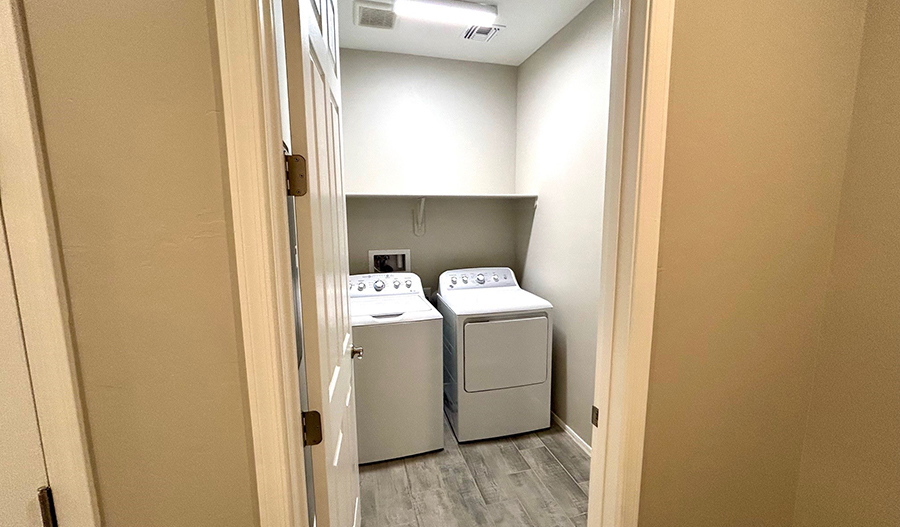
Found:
351,345 -> 364,360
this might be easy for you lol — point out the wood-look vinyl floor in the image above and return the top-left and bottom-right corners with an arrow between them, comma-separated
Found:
360,417 -> 591,527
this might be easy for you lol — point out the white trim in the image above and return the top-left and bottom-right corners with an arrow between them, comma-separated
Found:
587,0 -> 675,526
551,412 -> 592,456
211,0 -> 310,525
0,0 -> 100,524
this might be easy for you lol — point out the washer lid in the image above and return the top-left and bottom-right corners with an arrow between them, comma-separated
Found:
439,287 -> 552,316
350,295 -> 441,326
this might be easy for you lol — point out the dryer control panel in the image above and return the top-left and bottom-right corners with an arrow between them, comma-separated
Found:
349,272 -> 424,298
439,267 -> 518,293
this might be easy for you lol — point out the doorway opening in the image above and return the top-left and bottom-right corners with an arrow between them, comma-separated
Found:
338,1 -> 611,525
215,0 -> 673,523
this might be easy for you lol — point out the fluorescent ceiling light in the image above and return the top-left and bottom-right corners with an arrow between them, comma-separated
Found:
393,0 -> 498,27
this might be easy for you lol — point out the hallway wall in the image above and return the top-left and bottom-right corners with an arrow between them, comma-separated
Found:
637,0 -> 869,525
792,0 -> 900,524
21,1 -> 259,525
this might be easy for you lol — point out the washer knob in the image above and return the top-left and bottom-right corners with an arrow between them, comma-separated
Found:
393,280 -> 401,289
373,280 -> 385,292
492,274 -> 499,282
476,273 -> 485,284
450,276 -> 458,285
461,276 -> 468,284
405,279 -> 412,288
357,282 -> 365,291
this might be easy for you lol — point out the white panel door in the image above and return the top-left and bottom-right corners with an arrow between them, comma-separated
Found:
280,0 -> 359,525
0,205 -> 49,526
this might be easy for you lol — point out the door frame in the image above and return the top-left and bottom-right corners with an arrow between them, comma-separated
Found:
0,0 -> 101,524
211,0 -> 311,526
587,0 -> 675,526
212,1 -> 675,527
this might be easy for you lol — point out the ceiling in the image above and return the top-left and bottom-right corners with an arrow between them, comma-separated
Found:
337,0 -> 595,66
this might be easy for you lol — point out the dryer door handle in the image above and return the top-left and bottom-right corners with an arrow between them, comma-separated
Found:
351,345 -> 364,360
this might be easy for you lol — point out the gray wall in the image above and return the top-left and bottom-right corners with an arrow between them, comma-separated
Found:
637,0 -> 868,525
515,0 -> 614,444
792,0 -> 900,524
22,1 -> 258,525
341,49 -> 528,294
341,49 -> 518,195
346,197 -> 532,291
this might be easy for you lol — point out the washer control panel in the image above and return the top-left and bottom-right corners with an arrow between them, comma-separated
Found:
439,267 -> 518,293
349,273 -> 423,297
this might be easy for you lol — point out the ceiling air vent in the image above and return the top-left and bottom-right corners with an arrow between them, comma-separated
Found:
354,0 -> 396,29
462,25 -> 502,42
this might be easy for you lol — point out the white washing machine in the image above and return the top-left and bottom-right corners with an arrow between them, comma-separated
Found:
435,267 -> 553,442
349,272 -> 443,464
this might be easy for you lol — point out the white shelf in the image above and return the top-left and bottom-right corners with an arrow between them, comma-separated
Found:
345,193 -> 538,200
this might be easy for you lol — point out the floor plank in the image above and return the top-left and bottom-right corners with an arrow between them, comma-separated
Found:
413,488 -> 492,527
537,425 -> 591,483
360,466 -> 379,527
507,470 -> 575,527
361,415 -> 591,527
361,459 -> 417,526
460,438 -> 529,504
511,432 -> 544,451
487,500 -> 536,527
406,454 -> 443,495
520,446 -> 588,517
437,456 -> 482,497
412,489 -> 457,527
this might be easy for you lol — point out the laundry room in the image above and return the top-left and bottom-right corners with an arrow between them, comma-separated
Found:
339,0 -> 614,525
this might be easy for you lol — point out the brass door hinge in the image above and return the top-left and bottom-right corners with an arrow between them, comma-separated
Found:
302,410 -> 323,446
591,405 -> 600,427
38,486 -> 58,527
286,154 -> 308,197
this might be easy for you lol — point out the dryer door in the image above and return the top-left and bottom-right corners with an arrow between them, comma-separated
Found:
464,316 -> 548,392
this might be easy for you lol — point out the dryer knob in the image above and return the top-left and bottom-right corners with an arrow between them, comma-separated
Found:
393,280 -> 401,289
492,274 -> 499,282
450,276 -> 458,285
476,273 -> 485,284
461,276 -> 468,284
405,279 -> 412,288
373,280 -> 385,292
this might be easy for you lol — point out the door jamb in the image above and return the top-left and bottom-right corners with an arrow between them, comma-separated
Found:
588,0 -> 675,526
0,0 -> 101,524
211,0 -> 311,525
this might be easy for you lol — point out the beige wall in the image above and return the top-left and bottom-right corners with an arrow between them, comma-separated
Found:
22,1 -> 258,526
515,0 -> 613,443
0,205 -> 48,526
347,197 -> 529,291
792,0 -> 900,524
638,0 -> 868,525
341,49 -> 518,195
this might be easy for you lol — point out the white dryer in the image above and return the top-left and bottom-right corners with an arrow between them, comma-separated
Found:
436,267 -> 553,442
350,273 -> 443,464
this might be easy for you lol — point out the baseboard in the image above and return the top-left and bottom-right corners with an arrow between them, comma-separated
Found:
551,412 -> 592,456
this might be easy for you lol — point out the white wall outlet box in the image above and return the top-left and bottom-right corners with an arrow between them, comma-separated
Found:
368,249 -> 411,273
